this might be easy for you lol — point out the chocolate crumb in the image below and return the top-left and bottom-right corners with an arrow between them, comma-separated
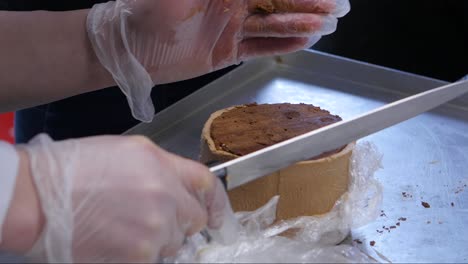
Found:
396,222 -> 400,226
454,184 -> 466,194
451,202 -> 455,207
370,241 -> 376,247
284,111 -> 300,119
354,239 -> 363,244
390,226 -> 397,229
255,3 -> 275,13
398,217 -> 407,221
422,201 -> 431,208
402,192 -> 413,198
274,56 -> 284,64
427,221 -> 431,224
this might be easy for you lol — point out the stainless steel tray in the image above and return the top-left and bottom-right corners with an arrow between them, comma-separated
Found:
126,50 -> 468,263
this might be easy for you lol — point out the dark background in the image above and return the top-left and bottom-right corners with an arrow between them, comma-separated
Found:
314,0 -> 467,82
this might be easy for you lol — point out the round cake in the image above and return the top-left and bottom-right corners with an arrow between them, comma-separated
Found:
200,103 -> 354,220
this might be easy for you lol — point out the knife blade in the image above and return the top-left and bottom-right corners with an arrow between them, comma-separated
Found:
210,80 -> 468,190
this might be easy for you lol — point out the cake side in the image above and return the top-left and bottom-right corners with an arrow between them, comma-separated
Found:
200,103 -> 354,219
277,142 -> 355,219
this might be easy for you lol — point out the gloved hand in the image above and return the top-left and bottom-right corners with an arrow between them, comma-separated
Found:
87,0 -> 350,122
22,134 -> 229,263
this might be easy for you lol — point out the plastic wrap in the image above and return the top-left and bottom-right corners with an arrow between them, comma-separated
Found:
166,141 -> 383,263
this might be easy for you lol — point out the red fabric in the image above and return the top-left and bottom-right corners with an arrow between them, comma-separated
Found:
0,113 -> 14,143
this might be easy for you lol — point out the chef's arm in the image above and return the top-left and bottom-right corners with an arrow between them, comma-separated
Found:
0,10 -> 114,112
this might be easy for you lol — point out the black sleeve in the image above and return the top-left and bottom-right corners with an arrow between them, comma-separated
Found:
0,0 -> 110,11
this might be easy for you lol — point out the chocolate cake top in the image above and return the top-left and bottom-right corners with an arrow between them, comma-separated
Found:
210,103 -> 343,158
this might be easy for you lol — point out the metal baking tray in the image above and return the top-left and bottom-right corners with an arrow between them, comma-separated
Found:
126,50 -> 468,263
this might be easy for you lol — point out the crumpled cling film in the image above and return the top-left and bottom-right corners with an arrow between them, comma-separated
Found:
166,141 -> 383,263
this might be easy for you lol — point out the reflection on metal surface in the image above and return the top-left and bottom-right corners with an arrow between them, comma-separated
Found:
126,50 -> 468,263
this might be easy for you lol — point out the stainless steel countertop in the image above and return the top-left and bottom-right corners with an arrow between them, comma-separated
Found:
127,50 -> 468,263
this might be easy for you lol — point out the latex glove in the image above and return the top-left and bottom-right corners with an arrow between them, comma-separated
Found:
87,0 -> 350,122
22,134 -> 228,263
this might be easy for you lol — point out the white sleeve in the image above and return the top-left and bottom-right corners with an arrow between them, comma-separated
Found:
0,141 -> 19,243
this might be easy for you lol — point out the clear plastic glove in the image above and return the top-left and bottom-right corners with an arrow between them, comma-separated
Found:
22,134 -> 228,263
87,0 -> 350,122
